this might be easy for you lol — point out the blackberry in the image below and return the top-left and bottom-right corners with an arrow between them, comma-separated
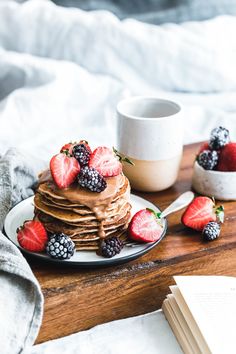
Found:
100,236 -> 123,258
46,233 -> 75,259
72,143 -> 91,166
197,150 -> 218,170
202,222 -> 220,241
209,126 -> 230,150
78,166 -> 107,192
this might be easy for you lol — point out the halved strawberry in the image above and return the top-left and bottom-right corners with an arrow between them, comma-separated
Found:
17,220 -> 48,252
181,196 -> 224,231
128,209 -> 163,242
89,146 -> 122,177
60,142 -> 76,155
50,153 -> 80,188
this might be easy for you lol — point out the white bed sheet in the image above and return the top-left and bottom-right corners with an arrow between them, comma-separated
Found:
1,0 -> 236,162
29,310 -> 182,354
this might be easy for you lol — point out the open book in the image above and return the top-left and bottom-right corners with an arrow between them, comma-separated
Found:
162,276 -> 236,354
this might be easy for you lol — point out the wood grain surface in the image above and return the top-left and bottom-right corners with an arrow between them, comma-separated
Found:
31,143 -> 236,343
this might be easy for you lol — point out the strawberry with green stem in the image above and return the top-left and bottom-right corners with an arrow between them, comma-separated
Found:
181,196 -> 224,231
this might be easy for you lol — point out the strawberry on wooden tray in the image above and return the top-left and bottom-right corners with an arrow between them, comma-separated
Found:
181,196 -> 224,231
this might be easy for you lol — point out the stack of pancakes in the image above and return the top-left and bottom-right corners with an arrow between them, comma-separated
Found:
34,171 -> 131,251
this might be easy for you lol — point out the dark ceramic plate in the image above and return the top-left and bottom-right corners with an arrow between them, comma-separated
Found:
4,195 -> 167,267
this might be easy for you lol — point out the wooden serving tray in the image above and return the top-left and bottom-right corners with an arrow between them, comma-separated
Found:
32,143 -> 236,343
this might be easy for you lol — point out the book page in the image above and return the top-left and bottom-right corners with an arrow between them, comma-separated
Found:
174,276 -> 236,354
162,299 -> 194,354
167,294 -> 200,354
170,286 -> 210,353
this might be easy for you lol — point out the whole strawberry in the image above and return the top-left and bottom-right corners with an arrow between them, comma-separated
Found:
181,196 -> 224,231
60,142 -> 76,155
217,142 -> 236,172
17,220 -> 48,252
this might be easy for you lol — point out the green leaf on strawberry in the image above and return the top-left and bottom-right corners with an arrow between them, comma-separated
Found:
112,147 -> 135,166
215,205 -> 224,223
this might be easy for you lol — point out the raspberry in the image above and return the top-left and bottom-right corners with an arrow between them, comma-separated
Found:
197,150 -> 218,170
46,233 -> 75,259
100,237 -> 123,258
78,166 -> 107,192
202,222 -> 220,241
209,126 -> 230,150
72,143 -> 91,166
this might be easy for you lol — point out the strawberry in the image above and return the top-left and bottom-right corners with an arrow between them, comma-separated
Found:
60,142 -> 76,155
128,209 -> 163,242
50,153 -> 80,188
89,146 -> 122,177
181,196 -> 224,231
17,220 -> 48,252
217,142 -> 236,171
198,142 -> 211,154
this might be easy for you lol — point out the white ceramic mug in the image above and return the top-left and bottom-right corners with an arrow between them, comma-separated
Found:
117,96 -> 183,192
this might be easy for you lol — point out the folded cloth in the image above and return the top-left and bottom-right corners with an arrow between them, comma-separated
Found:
53,0 -> 236,25
0,148 -> 45,354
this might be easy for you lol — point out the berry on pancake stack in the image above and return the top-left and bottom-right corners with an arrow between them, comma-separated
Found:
33,141 -> 132,257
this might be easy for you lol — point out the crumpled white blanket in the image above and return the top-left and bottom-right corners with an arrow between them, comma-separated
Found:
1,0 -> 236,162
1,0 -> 236,353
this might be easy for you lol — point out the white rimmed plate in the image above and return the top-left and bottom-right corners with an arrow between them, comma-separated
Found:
4,194 -> 167,267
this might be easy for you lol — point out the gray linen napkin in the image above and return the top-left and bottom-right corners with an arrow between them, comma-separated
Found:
0,148 -> 45,354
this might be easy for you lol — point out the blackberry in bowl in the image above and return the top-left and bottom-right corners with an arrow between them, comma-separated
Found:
192,126 -> 236,200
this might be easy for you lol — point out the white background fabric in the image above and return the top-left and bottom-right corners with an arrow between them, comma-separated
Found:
30,310 -> 182,354
1,0 -> 236,163
1,0 -> 236,352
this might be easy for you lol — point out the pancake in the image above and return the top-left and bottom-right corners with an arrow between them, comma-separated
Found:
34,171 -> 131,251
34,192 -> 131,225
38,173 -> 127,203
73,229 -> 128,251
37,192 -> 129,218
36,210 -> 131,237
34,193 -> 97,222
38,190 -> 121,211
38,194 -> 95,215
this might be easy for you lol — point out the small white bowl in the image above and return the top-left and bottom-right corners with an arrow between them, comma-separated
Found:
192,161 -> 236,200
